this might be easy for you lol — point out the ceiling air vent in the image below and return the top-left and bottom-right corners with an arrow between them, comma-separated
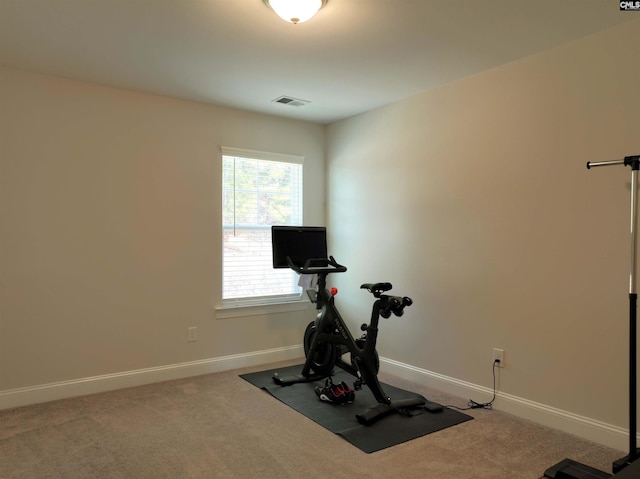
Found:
272,95 -> 310,107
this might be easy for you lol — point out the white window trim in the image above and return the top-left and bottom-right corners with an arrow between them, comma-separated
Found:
214,299 -> 311,319
221,146 -> 304,166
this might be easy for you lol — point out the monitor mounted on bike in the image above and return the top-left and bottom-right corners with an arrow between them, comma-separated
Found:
271,226 -> 328,269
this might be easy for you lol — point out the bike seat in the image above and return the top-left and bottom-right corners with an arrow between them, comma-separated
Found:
361,282 -> 392,297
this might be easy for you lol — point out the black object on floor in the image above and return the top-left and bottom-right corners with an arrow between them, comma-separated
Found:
240,364 -> 473,453
544,458 -> 612,479
544,457 -> 640,479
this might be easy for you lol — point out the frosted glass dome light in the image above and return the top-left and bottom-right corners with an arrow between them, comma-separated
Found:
264,0 -> 327,24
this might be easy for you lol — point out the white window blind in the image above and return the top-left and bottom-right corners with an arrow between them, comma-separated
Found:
222,147 -> 303,305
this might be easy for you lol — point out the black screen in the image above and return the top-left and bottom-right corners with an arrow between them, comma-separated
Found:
271,226 -> 328,268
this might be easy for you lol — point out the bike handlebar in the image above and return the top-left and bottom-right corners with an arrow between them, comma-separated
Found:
286,255 -> 348,275
379,295 -> 413,319
285,257 -> 412,318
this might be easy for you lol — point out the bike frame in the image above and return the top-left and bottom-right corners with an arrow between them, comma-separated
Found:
302,270 -> 391,404
272,255 -> 425,425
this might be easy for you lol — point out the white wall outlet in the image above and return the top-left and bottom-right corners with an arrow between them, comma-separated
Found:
493,348 -> 504,367
187,327 -> 197,342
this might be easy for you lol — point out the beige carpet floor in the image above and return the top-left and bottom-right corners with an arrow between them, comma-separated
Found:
0,359 -> 624,478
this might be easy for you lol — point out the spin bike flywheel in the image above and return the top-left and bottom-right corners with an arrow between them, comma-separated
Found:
303,321 -> 338,377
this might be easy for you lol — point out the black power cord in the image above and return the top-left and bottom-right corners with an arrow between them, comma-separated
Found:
446,359 -> 500,411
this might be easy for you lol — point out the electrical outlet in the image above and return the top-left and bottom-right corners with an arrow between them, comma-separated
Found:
187,327 -> 197,342
493,348 -> 504,367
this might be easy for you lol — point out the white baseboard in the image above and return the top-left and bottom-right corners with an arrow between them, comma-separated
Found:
381,357 -> 629,452
1,348 -> 630,453
0,345 -> 304,411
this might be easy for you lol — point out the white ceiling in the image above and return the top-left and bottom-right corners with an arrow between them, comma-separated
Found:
0,1 -> 635,124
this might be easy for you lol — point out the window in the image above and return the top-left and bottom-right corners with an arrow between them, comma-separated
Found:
221,147 -> 303,307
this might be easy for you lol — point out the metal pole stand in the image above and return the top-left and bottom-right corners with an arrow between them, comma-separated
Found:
544,155 -> 640,479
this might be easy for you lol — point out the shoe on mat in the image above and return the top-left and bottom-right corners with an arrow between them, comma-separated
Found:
315,378 -> 352,405
338,381 -> 355,403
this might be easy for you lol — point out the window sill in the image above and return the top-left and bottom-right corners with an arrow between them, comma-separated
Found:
215,300 -> 311,319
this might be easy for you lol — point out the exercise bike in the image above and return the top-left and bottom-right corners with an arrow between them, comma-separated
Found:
270,226 -> 435,425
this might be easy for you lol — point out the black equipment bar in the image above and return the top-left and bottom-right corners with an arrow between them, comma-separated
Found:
545,155 -> 640,478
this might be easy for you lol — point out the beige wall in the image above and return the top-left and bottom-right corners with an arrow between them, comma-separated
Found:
0,67 -> 325,390
326,19 -> 640,430
3,17 -> 640,446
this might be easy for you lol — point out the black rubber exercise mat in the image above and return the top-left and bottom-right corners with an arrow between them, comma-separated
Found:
240,364 -> 473,453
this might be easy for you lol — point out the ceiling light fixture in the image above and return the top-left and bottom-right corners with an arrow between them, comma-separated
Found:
263,0 -> 327,24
